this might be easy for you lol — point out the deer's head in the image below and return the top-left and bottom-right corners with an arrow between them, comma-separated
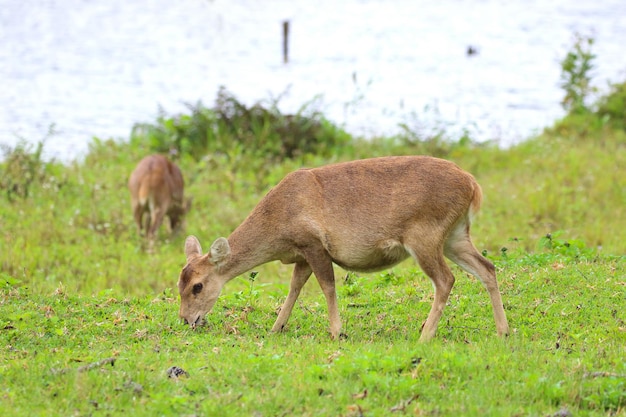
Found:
169,197 -> 193,232
177,235 -> 230,328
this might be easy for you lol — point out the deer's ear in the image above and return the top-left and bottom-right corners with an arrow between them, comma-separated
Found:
184,235 -> 203,261
209,237 -> 231,265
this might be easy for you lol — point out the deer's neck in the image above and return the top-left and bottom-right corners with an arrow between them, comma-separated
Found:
219,209 -> 280,281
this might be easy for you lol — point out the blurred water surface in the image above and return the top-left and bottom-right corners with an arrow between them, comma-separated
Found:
1,0 -> 625,160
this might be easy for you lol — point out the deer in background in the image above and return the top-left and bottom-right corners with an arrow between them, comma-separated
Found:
128,155 -> 191,240
178,156 -> 509,341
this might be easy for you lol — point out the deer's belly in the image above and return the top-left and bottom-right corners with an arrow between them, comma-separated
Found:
329,239 -> 411,273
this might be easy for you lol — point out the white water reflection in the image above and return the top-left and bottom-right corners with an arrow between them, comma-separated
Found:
1,0 -> 625,161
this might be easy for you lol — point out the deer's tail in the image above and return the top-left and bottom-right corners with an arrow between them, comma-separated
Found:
469,179 -> 483,221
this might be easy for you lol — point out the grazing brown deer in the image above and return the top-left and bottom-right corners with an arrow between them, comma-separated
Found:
128,155 -> 190,239
178,156 -> 509,341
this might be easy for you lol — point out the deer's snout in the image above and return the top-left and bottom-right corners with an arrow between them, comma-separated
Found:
181,315 -> 204,329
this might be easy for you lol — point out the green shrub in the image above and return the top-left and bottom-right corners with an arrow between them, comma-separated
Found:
596,81 -> 626,131
0,139 -> 45,201
0,138 -> 66,202
130,87 -> 351,162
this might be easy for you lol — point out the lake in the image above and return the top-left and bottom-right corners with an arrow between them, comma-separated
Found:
1,0 -> 625,161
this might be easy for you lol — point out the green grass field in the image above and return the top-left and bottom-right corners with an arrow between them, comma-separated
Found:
1,254 -> 624,416
1,84 -> 625,415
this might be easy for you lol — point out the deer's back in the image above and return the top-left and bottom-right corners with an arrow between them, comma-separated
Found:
280,156 -> 475,223
129,155 -> 184,206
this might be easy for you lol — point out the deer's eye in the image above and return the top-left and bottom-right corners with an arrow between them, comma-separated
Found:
192,283 -> 203,295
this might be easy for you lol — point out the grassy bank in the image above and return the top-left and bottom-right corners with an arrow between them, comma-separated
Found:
1,252 -> 624,416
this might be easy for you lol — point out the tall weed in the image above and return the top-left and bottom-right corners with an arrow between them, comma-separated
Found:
559,33 -> 596,114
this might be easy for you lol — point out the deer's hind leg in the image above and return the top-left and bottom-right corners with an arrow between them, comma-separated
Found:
403,225 -> 457,341
444,220 -> 509,337
147,200 -> 166,239
413,249 -> 456,341
132,201 -> 146,235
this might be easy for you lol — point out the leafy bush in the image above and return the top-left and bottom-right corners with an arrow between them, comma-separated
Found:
130,87 -> 351,162
595,80 -> 626,131
0,139 -> 65,202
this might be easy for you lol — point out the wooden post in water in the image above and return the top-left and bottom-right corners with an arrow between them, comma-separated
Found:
283,20 -> 289,63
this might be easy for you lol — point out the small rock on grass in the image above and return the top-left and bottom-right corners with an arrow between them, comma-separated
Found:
167,366 -> 189,379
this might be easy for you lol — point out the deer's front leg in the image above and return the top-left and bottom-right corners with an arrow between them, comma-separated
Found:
272,262 -> 312,333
